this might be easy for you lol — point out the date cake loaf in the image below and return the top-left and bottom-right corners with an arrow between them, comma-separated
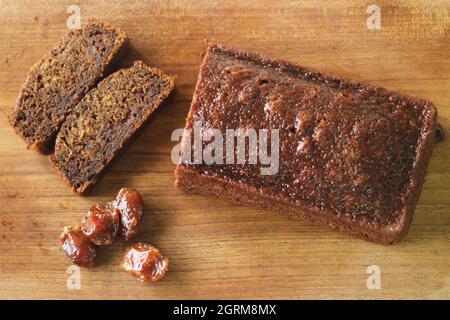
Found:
175,44 -> 437,245
51,61 -> 175,195
9,22 -> 128,154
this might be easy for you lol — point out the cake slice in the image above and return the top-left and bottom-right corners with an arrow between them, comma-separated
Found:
51,61 -> 175,194
9,22 -> 128,154
175,44 -> 437,245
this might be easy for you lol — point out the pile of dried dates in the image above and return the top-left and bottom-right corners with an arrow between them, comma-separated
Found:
59,188 -> 169,282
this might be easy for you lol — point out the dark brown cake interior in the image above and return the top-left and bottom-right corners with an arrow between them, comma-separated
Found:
9,22 -> 127,153
52,61 -> 175,194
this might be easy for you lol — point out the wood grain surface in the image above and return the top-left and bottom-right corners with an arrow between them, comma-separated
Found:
0,0 -> 449,299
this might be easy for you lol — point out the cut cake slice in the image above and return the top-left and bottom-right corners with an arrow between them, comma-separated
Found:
51,61 -> 175,194
9,22 -> 128,153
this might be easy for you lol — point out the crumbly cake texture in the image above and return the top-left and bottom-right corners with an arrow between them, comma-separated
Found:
51,61 -> 175,195
9,22 -> 128,154
175,44 -> 437,245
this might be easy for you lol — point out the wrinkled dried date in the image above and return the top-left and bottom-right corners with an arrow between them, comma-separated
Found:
60,226 -> 97,267
81,204 -> 120,246
121,242 -> 169,282
114,188 -> 144,241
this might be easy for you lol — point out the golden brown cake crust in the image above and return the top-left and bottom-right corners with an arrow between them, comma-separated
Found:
175,44 -> 437,245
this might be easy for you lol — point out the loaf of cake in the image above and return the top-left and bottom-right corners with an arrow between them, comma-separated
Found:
51,61 -> 175,194
9,22 -> 128,154
175,44 -> 437,244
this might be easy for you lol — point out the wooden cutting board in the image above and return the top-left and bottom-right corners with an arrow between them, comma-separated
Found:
0,0 -> 449,299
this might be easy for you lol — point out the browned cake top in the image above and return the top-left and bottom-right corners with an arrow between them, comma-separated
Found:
181,45 -> 436,226
9,22 -> 127,151
53,61 -> 175,193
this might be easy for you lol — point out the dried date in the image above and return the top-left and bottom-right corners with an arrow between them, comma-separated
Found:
60,226 -> 97,267
81,204 -> 120,246
121,242 -> 169,282
113,188 -> 144,241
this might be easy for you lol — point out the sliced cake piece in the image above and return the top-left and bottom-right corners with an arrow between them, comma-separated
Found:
51,61 -> 175,195
175,44 -> 437,245
9,22 -> 128,154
